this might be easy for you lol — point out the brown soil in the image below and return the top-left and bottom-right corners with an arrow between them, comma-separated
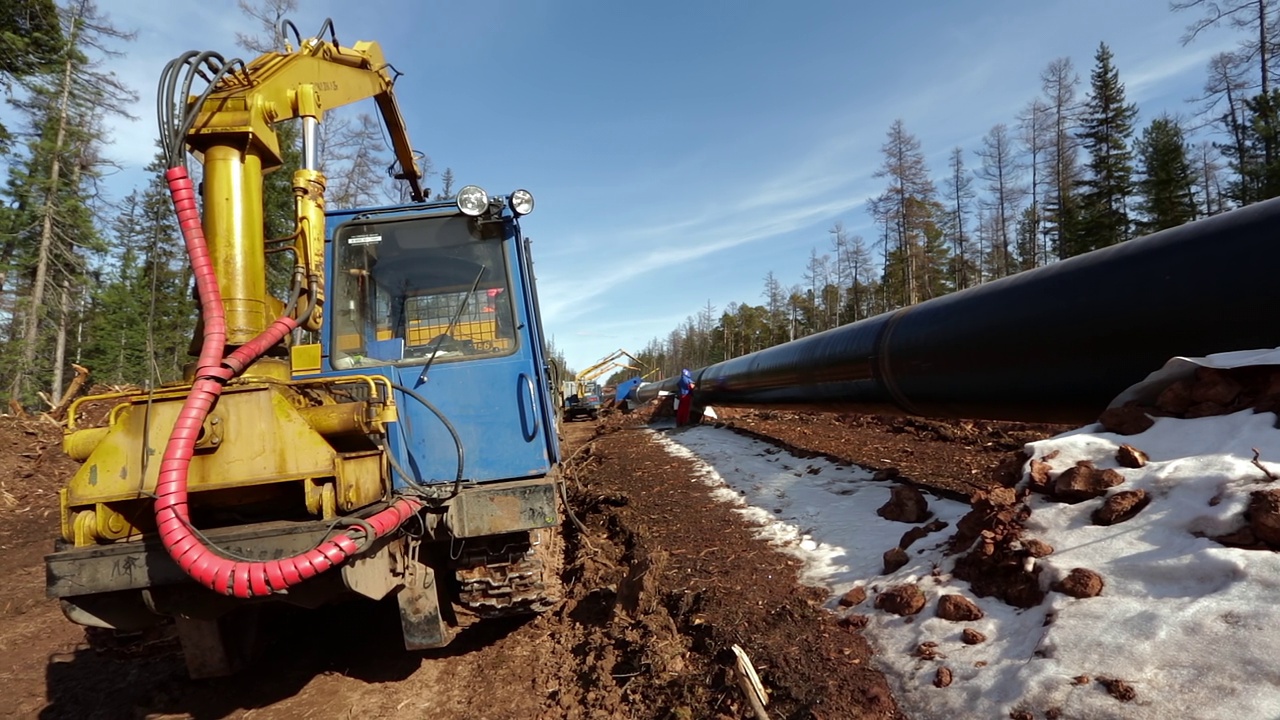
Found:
0,402 -> 1060,719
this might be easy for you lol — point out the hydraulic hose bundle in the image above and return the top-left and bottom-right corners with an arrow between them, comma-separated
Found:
153,50 -> 421,598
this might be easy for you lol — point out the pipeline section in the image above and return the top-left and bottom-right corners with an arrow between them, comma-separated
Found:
640,197 -> 1280,425
155,166 -> 421,598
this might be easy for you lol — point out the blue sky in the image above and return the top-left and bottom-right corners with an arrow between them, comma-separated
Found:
98,0 -> 1235,371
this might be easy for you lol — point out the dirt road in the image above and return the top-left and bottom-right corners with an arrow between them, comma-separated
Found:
0,410 -> 1042,719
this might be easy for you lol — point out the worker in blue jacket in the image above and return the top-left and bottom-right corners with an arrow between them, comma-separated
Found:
676,368 -> 696,426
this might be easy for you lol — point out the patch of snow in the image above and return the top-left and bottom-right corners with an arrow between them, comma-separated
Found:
652,407 -> 1280,720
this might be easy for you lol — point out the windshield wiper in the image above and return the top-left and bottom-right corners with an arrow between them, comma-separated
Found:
417,265 -> 486,384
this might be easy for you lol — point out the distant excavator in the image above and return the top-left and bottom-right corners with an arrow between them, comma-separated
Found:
561,349 -> 653,421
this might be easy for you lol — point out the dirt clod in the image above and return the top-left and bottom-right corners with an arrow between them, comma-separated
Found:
1097,676 -> 1137,702
936,594 -> 984,622
1027,459 -> 1053,493
883,547 -> 910,573
1092,489 -> 1150,526
934,666 -> 953,688
914,641 -> 942,660
840,613 -> 870,629
1052,461 -> 1123,503
1053,568 -> 1104,598
1116,444 -> 1149,468
951,490 -> 1044,609
1024,538 -> 1054,557
961,628 -> 986,645
899,519 -> 949,550
838,586 -> 867,607
874,584 -> 926,616
877,484 -> 931,523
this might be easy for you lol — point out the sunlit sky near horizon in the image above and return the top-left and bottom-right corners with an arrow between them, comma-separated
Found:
94,0 -> 1235,371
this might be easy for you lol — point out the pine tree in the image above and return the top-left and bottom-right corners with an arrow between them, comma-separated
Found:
435,168 -> 456,201
1014,206 -> 1039,272
1135,115 -> 1198,234
870,120 -> 946,308
1195,141 -> 1228,214
1225,89 -> 1280,203
1176,0 -> 1279,172
1040,58 -> 1083,261
942,147 -> 979,290
3,0 -> 135,405
1070,43 -> 1138,257
1019,98 -> 1052,267
976,123 -> 1025,278
761,271 -> 786,345
0,0 -> 62,151
802,248 -> 830,333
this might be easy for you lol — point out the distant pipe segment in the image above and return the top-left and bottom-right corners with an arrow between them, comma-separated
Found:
641,198 -> 1280,424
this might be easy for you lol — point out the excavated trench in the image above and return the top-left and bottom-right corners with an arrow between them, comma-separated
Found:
1,405 -> 1042,719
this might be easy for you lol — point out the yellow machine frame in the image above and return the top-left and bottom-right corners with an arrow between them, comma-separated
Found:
58,32 -> 424,546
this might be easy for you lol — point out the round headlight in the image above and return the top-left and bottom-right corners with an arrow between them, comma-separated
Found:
456,185 -> 489,217
508,189 -> 534,216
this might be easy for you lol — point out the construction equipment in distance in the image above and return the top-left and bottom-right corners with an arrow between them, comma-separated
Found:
561,348 -> 652,421
44,18 -> 564,678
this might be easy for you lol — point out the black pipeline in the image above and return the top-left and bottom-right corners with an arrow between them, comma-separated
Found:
640,197 -> 1280,424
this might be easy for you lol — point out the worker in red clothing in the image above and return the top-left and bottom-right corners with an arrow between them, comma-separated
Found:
676,368 -> 696,426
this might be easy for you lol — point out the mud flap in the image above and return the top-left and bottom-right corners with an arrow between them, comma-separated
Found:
396,559 -> 450,650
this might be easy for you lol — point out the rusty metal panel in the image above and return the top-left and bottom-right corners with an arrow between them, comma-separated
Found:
445,478 -> 558,539
336,450 -> 384,512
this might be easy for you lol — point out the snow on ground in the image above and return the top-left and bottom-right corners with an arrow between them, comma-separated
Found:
653,410 -> 1280,720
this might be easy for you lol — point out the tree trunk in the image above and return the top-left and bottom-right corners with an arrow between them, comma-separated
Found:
50,283 -> 70,402
11,30 -> 76,402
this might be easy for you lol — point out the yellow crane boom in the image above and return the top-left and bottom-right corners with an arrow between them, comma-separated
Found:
184,30 -> 424,341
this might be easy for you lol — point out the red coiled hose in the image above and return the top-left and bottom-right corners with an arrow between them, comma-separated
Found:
155,166 -> 420,598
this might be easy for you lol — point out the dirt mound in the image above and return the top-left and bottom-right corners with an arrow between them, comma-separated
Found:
950,488 -> 1044,609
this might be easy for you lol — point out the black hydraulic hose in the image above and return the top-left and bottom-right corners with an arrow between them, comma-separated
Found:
649,197 -> 1280,425
390,382 -> 466,501
277,19 -> 302,49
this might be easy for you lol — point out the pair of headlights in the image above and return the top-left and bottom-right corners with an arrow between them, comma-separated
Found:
456,185 -> 534,217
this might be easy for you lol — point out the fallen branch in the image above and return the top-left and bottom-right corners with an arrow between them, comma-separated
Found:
1253,448 -> 1278,482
